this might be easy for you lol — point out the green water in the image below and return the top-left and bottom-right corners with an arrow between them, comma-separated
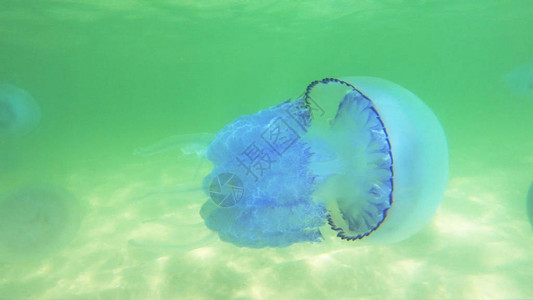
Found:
1,1 -> 532,299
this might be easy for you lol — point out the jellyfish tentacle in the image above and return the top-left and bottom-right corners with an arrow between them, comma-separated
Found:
133,132 -> 214,157
130,181 -> 203,203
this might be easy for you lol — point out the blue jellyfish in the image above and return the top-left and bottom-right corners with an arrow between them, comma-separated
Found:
527,182 -> 533,228
137,77 -> 448,248
195,77 -> 449,248
0,84 -> 41,139
505,63 -> 533,99
0,184 -> 84,263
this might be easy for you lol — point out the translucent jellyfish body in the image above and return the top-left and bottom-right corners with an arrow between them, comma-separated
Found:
202,77 -> 447,248
505,63 -> 533,99
526,182 -> 533,228
0,184 -> 83,263
0,84 -> 41,139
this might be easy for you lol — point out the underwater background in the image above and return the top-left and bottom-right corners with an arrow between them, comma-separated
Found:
1,0 -> 532,299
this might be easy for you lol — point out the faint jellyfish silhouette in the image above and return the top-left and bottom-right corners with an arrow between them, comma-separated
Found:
0,84 -> 41,139
0,184 -> 84,263
505,63 -> 533,99
526,182 -> 533,229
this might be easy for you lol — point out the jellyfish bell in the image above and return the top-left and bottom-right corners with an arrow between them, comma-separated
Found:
0,84 -> 41,139
0,184 -> 84,263
306,77 -> 448,244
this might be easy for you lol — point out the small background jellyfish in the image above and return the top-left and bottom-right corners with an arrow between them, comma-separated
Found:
0,184 -> 84,263
526,182 -> 533,229
0,84 -> 41,139
505,63 -> 533,99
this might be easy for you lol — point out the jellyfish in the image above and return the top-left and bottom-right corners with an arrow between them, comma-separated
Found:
505,63 -> 533,99
527,182 -> 533,229
0,84 -> 41,139
136,77 -> 448,248
0,184 -> 84,263
191,76 -> 449,248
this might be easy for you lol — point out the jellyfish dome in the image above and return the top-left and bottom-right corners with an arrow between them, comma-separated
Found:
200,77 -> 448,248
0,184 -> 84,263
0,84 -> 41,139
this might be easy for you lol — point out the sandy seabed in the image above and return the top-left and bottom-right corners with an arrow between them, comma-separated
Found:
0,152 -> 532,300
